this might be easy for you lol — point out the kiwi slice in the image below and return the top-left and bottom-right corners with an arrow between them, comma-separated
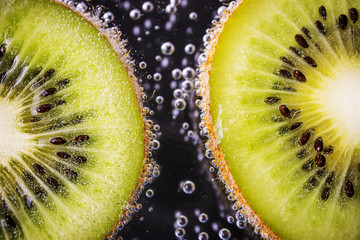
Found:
0,0 -> 153,239
197,0 -> 360,239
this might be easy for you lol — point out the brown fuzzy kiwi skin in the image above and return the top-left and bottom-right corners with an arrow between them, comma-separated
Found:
52,1 -> 157,239
196,1 -> 279,239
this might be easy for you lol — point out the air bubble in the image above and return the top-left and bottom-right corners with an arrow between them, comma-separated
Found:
218,228 -> 231,240
152,140 -> 160,150
130,9 -> 141,20
153,73 -> 162,81
236,220 -> 247,229
176,215 -> 188,227
173,89 -> 184,99
172,68 -> 182,80
182,122 -> 189,129
76,2 -> 87,13
142,2 -> 154,12
182,180 -> 195,194
166,4 -> 178,14
198,232 -> 209,240
227,216 -> 234,224
182,67 -> 196,80
170,0 -> 182,6
155,55 -> 162,61
174,99 -> 186,111
161,42 -> 175,56
187,130 -> 194,137
146,189 -> 154,198
139,61 -> 147,69
181,80 -> 194,92
102,12 -> 115,23
184,43 -> 196,55
175,228 -> 185,238
198,213 -> 208,223
189,12 -> 198,20
153,124 -> 160,131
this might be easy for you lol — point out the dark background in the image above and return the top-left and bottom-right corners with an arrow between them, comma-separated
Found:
94,0 -> 259,239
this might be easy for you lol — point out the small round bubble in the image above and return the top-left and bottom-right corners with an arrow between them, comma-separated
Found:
236,220 -> 247,229
76,2 -> 87,13
176,215 -> 188,227
218,228 -> 231,240
187,130 -> 194,137
198,213 -> 208,223
198,232 -> 209,240
184,43 -> 196,55
170,0 -> 181,6
103,12 -> 115,23
166,4 -> 177,14
174,99 -> 186,111
173,89 -> 184,99
130,9 -> 141,20
155,55 -> 162,61
153,73 -> 162,82
181,80 -> 194,92
139,61 -> 147,69
182,180 -> 195,194
189,12 -> 198,20
182,122 -> 189,130
174,228 -> 185,238
227,216 -> 235,224
161,42 -> 175,56
152,140 -> 160,150
146,189 -> 154,198
182,67 -> 196,80
142,1 -> 154,12
172,68 -> 182,80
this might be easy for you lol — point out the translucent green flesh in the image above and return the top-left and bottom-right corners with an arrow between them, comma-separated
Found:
0,0 -> 144,239
209,0 -> 360,239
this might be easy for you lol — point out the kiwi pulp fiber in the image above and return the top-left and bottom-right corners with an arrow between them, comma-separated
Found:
0,0 -> 150,239
197,0 -> 360,239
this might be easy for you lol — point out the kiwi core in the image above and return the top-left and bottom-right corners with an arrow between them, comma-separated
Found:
322,67 -> 360,144
0,100 -> 29,159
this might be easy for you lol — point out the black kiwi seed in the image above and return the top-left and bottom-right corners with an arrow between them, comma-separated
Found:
279,105 -> 292,118
46,177 -> 60,189
0,44 -> 6,58
295,34 -> 309,48
279,69 -> 292,78
339,14 -> 348,30
265,96 -> 281,105
315,20 -> 326,35
34,186 -> 46,198
280,56 -> 295,67
321,187 -> 331,201
33,163 -> 46,175
304,176 -> 317,190
349,8 -> 359,23
293,70 -> 307,82
73,156 -> 87,164
326,172 -> 334,184
50,137 -> 66,145
290,122 -> 302,131
290,46 -> 302,57
64,169 -> 78,180
57,79 -> 70,88
316,168 -> 325,178
319,6 -> 327,20
301,27 -> 312,39
24,197 -> 34,209
23,171 -> 34,182
303,56 -> 317,67
314,137 -> 323,152
283,86 -> 297,92
56,151 -> 71,159
296,149 -> 308,159
5,215 -> 16,229
299,131 -> 311,146
323,145 -> 334,154
302,159 -> 314,171
74,134 -> 89,143
344,179 -> 354,197
315,153 -> 326,167
41,88 -> 56,97
36,104 -> 52,113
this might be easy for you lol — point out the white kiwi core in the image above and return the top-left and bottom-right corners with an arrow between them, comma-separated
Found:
0,100 -> 30,159
321,67 -> 360,145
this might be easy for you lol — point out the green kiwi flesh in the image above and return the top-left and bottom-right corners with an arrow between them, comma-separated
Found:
202,0 -> 360,239
0,0 -> 146,239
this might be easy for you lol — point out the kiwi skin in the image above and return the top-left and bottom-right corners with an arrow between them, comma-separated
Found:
24,1 -> 157,238
196,1 -> 278,239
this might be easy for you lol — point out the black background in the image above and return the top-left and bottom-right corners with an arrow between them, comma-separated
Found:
94,1 -> 259,239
